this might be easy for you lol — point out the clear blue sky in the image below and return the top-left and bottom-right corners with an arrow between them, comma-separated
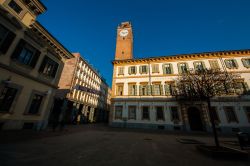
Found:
38,0 -> 250,86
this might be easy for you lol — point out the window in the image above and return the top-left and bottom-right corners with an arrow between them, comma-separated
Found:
142,106 -> 149,120
139,65 -> 148,74
11,40 -> 40,68
118,67 -> 124,75
0,24 -> 16,54
115,106 -> 123,119
194,61 -> 205,71
178,63 -> 188,74
8,0 -> 22,14
128,84 -> 137,96
27,94 -> 43,114
152,84 -> 162,95
163,63 -> 173,74
244,107 -> 250,123
156,106 -> 164,120
116,84 -> 123,96
234,82 -> 249,94
242,58 -> 250,68
128,66 -> 136,74
128,106 -> 136,120
224,106 -> 238,123
0,86 -> 17,112
170,106 -> 179,121
224,59 -> 238,69
39,56 -> 59,78
139,84 -> 151,96
152,64 -> 159,73
210,107 -> 220,123
209,60 -> 220,70
164,82 -> 174,96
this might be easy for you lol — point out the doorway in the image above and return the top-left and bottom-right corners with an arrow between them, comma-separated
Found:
187,107 -> 203,131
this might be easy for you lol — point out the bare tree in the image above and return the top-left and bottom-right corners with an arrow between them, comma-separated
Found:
173,68 -> 241,148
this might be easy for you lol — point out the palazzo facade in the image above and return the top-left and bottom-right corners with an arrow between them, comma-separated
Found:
111,22 -> 250,133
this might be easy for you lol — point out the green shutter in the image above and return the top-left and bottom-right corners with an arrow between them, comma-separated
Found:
185,63 -> 189,71
147,85 -> 151,95
241,59 -> 249,68
139,85 -> 142,95
160,85 -> 163,95
139,66 -> 142,74
233,59 -> 238,68
162,64 -> 166,74
224,60 -> 231,69
146,65 -> 149,74
193,62 -> 197,70
244,82 -> 249,92
135,66 -> 137,74
128,67 -> 131,74
165,84 -> 170,96
128,84 -> 132,95
135,85 -> 137,95
201,61 -> 206,69
177,63 -> 182,74
170,63 -> 173,74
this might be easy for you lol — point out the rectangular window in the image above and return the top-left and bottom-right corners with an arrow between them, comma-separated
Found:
152,84 -> 162,95
128,84 -> 137,96
224,106 -> 238,123
39,56 -> 59,78
242,58 -> 250,68
129,66 -> 136,74
152,64 -> 159,73
178,63 -> 188,74
128,106 -> 136,120
163,63 -> 172,74
139,84 -> 147,96
0,24 -> 16,54
225,59 -> 238,69
8,0 -> 23,14
11,40 -> 40,68
27,94 -> 43,114
140,65 -> 148,74
116,84 -> 123,96
142,106 -> 149,120
118,67 -> 124,75
209,60 -> 220,69
0,86 -> 17,112
194,61 -> 205,71
170,106 -> 179,121
156,106 -> 164,120
164,83 -> 174,96
115,106 -> 123,119
244,106 -> 250,123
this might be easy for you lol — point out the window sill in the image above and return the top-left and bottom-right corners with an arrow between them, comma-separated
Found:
10,60 -> 33,70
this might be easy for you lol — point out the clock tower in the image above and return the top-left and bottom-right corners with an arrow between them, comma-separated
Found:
115,22 -> 133,60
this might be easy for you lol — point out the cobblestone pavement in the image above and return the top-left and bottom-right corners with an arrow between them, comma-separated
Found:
0,124 -> 249,166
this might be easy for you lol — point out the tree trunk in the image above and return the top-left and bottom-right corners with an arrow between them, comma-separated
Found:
207,98 -> 220,148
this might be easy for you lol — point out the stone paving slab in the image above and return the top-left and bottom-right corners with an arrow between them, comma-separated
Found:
0,124 -> 249,166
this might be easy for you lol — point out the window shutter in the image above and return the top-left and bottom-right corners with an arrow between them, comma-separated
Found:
162,64 -> 166,74
201,61 -> 206,69
186,63 -> 189,71
134,66 -> 137,74
51,63 -> 59,77
11,39 -> 25,59
169,63 -> 173,74
146,65 -> 149,74
193,62 -> 197,70
30,50 -> 41,68
160,85 -> 163,95
147,85 -> 151,95
128,67 -> 131,74
39,56 -> 47,72
151,85 -> 155,95
128,84 -> 132,95
243,82 -> 249,93
233,59 -> 238,68
241,59 -> 249,68
165,84 -> 170,96
177,63 -> 182,74
224,60 -> 232,69
139,85 -> 142,95
0,31 -> 16,54
134,85 -> 137,95
139,66 -> 142,74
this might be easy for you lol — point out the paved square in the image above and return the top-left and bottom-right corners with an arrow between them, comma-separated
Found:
0,125 -> 249,166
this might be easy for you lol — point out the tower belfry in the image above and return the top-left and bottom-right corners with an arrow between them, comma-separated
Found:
115,22 -> 133,60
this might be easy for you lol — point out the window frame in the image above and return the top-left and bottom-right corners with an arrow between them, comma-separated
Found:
128,106 -> 136,120
39,56 -> 59,78
156,106 -> 164,121
114,105 -> 123,119
8,0 -> 23,14
170,106 -> 180,122
142,106 -> 150,120
224,106 -> 238,123
24,90 -> 45,115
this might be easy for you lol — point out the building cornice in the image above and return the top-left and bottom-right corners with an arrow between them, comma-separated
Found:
30,21 -> 74,59
112,49 -> 250,65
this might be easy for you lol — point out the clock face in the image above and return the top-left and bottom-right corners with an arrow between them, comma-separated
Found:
119,29 -> 129,37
